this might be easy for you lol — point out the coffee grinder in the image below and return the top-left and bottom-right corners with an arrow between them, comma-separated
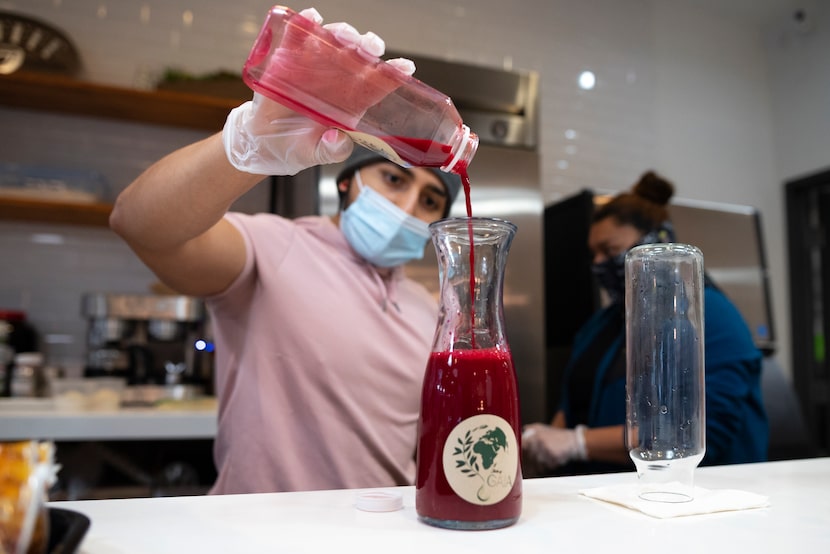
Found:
81,293 -> 214,391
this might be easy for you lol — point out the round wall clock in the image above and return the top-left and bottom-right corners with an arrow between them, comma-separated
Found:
0,11 -> 81,76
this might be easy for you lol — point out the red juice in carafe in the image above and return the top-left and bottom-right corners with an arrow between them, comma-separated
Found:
416,348 -> 522,528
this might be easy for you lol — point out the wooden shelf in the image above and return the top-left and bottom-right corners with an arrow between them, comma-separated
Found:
0,71 -> 247,227
0,71 -> 240,131
0,196 -> 113,227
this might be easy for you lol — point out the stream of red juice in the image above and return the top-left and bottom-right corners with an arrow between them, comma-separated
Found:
455,161 -> 477,347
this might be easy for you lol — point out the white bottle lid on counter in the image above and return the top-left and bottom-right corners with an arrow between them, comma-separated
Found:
354,491 -> 403,512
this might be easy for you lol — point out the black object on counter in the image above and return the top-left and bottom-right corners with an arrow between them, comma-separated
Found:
0,310 -> 40,397
0,310 -> 39,353
47,508 -> 91,554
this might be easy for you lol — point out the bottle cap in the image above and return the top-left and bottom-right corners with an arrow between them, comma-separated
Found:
442,124 -> 472,173
354,490 -> 403,512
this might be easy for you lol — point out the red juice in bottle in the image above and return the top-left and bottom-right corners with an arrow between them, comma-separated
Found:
416,348 -> 522,529
379,136 -> 453,168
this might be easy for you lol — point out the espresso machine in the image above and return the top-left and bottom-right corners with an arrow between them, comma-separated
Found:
81,293 -> 214,392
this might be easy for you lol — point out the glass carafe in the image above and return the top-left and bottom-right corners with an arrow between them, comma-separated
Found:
415,217 -> 522,530
625,243 -> 706,503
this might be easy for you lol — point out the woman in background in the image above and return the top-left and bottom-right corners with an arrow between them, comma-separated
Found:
523,171 -> 768,476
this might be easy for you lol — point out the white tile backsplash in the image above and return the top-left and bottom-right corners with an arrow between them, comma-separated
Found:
0,220 -> 158,370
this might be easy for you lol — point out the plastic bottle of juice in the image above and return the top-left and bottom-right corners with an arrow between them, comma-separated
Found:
241,6 -> 478,174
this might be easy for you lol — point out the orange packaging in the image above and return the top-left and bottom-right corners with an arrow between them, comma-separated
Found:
0,441 -> 56,554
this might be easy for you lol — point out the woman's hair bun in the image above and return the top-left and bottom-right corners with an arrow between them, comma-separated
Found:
633,171 -> 674,206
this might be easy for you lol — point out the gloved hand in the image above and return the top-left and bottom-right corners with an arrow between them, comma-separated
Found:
222,8 -> 416,176
522,423 -> 588,472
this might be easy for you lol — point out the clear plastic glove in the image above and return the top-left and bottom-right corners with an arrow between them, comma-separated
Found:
222,8 -> 416,176
522,423 -> 587,472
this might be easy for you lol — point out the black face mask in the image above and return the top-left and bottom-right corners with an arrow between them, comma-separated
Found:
591,223 -> 677,305
592,251 -> 627,304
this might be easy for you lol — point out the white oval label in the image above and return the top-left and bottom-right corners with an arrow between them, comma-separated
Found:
342,131 -> 409,167
442,414 -> 519,506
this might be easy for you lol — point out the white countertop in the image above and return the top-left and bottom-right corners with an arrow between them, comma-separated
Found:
0,401 -> 217,441
54,457 -> 830,553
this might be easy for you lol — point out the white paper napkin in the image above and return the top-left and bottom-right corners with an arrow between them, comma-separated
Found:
579,482 -> 770,519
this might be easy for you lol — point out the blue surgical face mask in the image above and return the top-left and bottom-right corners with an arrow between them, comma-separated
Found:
339,171 -> 431,268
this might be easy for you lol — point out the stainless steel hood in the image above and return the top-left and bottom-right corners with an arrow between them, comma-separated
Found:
386,50 -> 539,150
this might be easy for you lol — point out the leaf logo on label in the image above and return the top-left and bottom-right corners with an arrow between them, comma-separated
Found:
442,414 -> 518,505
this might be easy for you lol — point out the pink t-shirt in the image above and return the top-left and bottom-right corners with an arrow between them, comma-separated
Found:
207,213 -> 437,494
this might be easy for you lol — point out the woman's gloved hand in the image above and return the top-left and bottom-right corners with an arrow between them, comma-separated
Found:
222,8 -> 416,176
522,423 -> 588,472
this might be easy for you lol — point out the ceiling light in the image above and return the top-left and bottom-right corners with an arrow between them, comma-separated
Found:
578,70 -> 596,90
